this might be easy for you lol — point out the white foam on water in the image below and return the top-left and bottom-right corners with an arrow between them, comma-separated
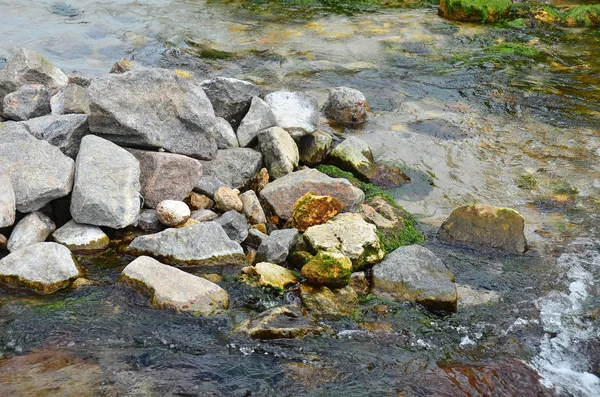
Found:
531,238 -> 600,397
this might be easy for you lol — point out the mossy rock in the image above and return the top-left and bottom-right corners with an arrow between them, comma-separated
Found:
439,0 -> 512,23
292,192 -> 343,232
565,5 -> 600,27
301,251 -> 353,288
299,284 -> 359,316
287,250 -> 315,269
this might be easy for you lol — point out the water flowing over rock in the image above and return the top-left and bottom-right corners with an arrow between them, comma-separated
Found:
298,130 -> 332,166
328,136 -> 376,181
70,135 -> 141,229
240,190 -> 266,225
437,204 -> 528,253
120,256 -> 229,315
0,170 -> 16,228
200,77 -> 263,129
128,222 -> 246,268
0,123 -> 74,212
87,67 -> 218,160
300,284 -> 358,316
50,83 -> 90,115
372,245 -> 457,312
7,211 -> 56,252
256,228 -> 299,264
22,113 -> 89,158
215,210 -> 250,243
236,96 -> 277,147
258,126 -> 299,179
265,91 -> 319,138
51,220 -> 110,251
210,117 -> 239,149
241,305 -> 323,339
0,242 -> 81,294
255,262 -> 299,290
2,84 -> 51,121
155,200 -> 190,227
127,148 -> 203,208
323,86 -> 368,126
260,169 -> 364,221
199,148 -> 263,189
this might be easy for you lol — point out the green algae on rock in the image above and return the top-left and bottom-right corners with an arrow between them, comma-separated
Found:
439,0 -> 512,23
292,192 -> 343,232
301,251 -> 353,288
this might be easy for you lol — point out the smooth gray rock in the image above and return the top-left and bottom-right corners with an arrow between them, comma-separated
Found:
0,123 -> 74,212
126,148 -> 203,209
216,210 -> 250,243
87,67 -> 218,160
50,84 -> 90,115
260,169 -> 364,220
128,222 -> 246,268
265,91 -> 319,138
22,113 -> 89,158
156,200 -> 190,227
239,190 -> 266,225
190,209 -> 218,222
70,135 -> 141,229
199,148 -> 263,189
210,117 -> 239,149
256,228 -> 299,264
0,242 -> 81,294
3,84 -> 51,121
135,209 -> 163,232
244,228 -> 268,250
298,130 -> 333,166
194,175 -> 227,198
258,127 -> 299,179
120,256 -> 229,315
51,220 -> 110,250
200,77 -> 263,129
0,170 -> 16,228
323,86 -> 368,125
372,245 -> 457,312
7,211 -> 56,252
237,96 -> 277,147
328,136 -> 376,180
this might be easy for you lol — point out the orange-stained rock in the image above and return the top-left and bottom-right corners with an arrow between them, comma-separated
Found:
292,192 -> 342,232
184,192 -> 214,211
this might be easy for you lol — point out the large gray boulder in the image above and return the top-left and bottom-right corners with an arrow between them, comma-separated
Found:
22,113 -> 89,158
51,220 -> 110,251
50,83 -> 90,115
128,221 -> 246,268
328,136 -> 376,181
87,67 -> 218,160
7,211 -> 56,252
200,77 -> 263,129
258,127 -> 299,179
120,256 -> 229,315
0,123 -> 74,212
260,169 -> 364,220
372,245 -> 457,312
199,148 -> 263,189
126,148 -> 203,208
70,135 -> 141,229
0,170 -> 16,227
3,84 -> 51,121
265,91 -> 319,138
256,228 -> 299,264
216,210 -> 250,243
0,242 -> 81,294
236,96 -> 277,147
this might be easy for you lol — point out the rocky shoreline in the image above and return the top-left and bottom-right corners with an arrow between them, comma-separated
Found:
0,49 -> 528,338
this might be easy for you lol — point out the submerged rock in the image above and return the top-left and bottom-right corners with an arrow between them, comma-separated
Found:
50,83 -> 90,115
200,77 -> 263,129
215,210 -> 250,243
0,170 -> 16,228
3,84 -> 51,121
265,91 -> 319,138
292,192 -> 342,232
298,130 -> 333,166
260,169 -> 364,221
199,148 -> 263,189
120,256 -> 229,315
22,113 -> 89,158
51,220 -> 110,250
437,204 -> 527,253
256,228 -> 299,264
7,211 -> 56,252
258,126 -> 299,179
156,200 -> 190,227
328,136 -> 376,181
370,164 -> 411,188
301,251 -> 353,288
372,245 -> 457,312
255,262 -> 299,290
0,242 -> 81,294
300,284 -> 358,316
70,135 -> 141,229
242,305 -> 323,339
323,86 -> 368,126
236,96 -> 277,147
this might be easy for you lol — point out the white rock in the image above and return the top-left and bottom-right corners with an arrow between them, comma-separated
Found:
265,91 -> 319,138
52,220 -> 110,250
156,200 -> 191,227
7,211 -> 56,252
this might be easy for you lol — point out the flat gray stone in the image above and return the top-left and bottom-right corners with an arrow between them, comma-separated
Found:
22,113 -> 89,158
7,211 -> 56,252
265,91 -> 319,138
3,84 -> 51,121
0,169 -> 16,227
70,135 -> 141,229
256,228 -> 299,264
51,220 -> 110,250
216,210 -> 250,243
258,126 -> 299,179
199,148 -> 263,189
200,77 -> 263,129
237,96 -> 277,147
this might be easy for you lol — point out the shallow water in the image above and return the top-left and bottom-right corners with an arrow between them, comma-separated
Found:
0,1 -> 599,396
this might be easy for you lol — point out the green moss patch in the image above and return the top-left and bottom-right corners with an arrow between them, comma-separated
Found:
440,0 -> 512,23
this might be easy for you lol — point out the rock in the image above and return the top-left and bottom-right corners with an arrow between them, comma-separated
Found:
372,245 -> 457,312
50,84 -> 90,115
245,228 -> 268,250
258,126 -> 299,179
303,213 -> 384,271
70,135 -> 141,229
22,113 -> 89,158
256,228 -> 299,264
328,136 -> 376,181
3,84 -> 51,121
298,130 -> 333,166
246,167 -> 270,194
437,205 -> 528,253
236,96 -> 277,147
7,211 -> 56,252
265,91 -> 319,138
216,210 -> 250,243
0,125 -> 74,212
200,77 -> 263,129
120,256 -> 229,315
156,200 -> 190,227
260,169 -> 364,221
210,117 -> 239,149
0,234 -> 6,250
134,209 -> 163,232
251,223 -> 267,235
438,0 -> 512,23
370,164 -> 411,188
194,176 -> 227,198
0,49 -> 68,104
51,220 -> 110,250
190,209 -> 218,222
301,251 -> 353,288
300,284 -> 358,316
214,186 -> 243,212
349,271 -> 369,295
240,190 -> 267,225
242,305 -> 323,339
292,192 -> 342,232
128,222 -> 246,268
72,278 -> 93,288
109,58 -> 134,74
199,148 -> 263,189
361,204 -> 396,229
457,285 -> 500,307
87,67 -> 218,160
255,262 -> 299,290
287,250 -> 314,269
323,86 -> 368,126
0,170 -> 16,227
127,149 -> 202,208
185,192 -> 215,211
175,219 -> 200,228
0,242 -> 81,294
361,196 -> 412,244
